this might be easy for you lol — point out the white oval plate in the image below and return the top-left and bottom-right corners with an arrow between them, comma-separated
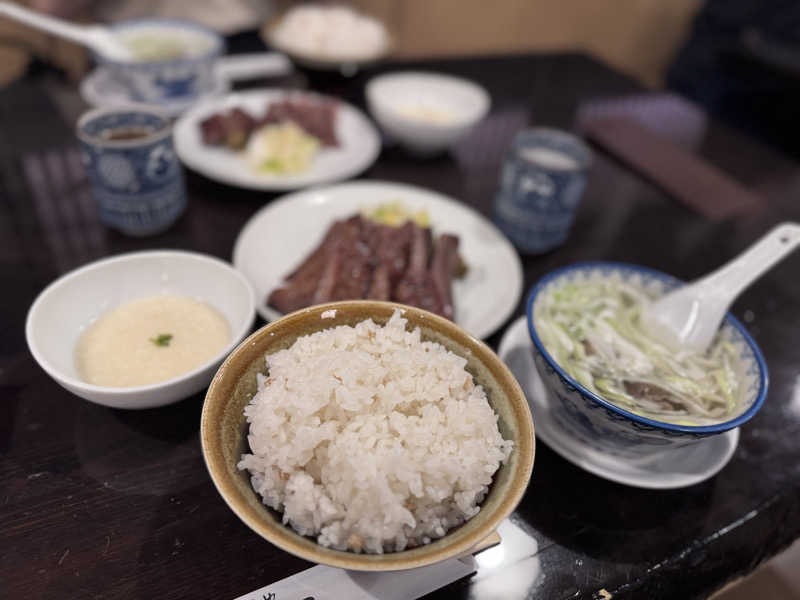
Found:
498,316 -> 739,489
233,180 -> 523,339
173,89 -> 381,190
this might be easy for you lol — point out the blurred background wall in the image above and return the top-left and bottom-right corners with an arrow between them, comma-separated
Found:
0,0 -> 87,86
3,0 -> 704,88
345,0 -> 705,87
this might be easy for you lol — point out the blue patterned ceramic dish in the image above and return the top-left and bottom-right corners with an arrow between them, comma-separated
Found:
96,19 -> 224,105
77,106 -> 186,236
526,262 -> 768,459
494,128 -> 592,254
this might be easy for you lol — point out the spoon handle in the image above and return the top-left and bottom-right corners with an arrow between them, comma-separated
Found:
0,2 -> 91,46
214,53 -> 293,83
693,222 -> 800,301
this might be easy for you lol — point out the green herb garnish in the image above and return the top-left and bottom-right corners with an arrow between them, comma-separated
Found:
150,333 -> 173,347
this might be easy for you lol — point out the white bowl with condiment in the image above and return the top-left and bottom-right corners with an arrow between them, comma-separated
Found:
25,251 -> 256,409
366,72 -> 490,155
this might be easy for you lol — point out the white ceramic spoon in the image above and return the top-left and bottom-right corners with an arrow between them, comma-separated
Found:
641,222 -> 800,354
0,2 -> 132,60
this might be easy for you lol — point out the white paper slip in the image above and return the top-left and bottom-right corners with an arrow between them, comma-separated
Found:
234,556 -> 477,600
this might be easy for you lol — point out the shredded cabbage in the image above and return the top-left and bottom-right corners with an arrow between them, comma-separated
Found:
363,202 -> 430,227
246,122 -> 320,175
534,278 -> 739,425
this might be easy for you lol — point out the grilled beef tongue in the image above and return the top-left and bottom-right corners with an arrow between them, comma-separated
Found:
199,113 -> 226,145
366,264 -> 392,301
364,220 -> 413,299
267,216 -> 361,313
392,224 -> 445,317
430,234 -> 460,320
313,224 -> 372,303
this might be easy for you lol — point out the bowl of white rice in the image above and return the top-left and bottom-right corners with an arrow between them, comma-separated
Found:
262,5 -> 391,73
201,300 -> 534,571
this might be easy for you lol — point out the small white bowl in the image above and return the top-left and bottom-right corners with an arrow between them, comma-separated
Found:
366,71 -> 490,155
25,251 -> 256,410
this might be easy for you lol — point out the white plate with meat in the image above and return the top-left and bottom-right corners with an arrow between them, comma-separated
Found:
232,180 -> 524,339
173,89 -> 381,190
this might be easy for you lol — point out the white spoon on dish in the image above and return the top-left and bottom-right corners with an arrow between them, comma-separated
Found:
0,2 -> 132,60
641,222 -> 800,354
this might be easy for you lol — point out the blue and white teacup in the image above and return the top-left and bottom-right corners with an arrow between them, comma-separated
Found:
77,106 -> 186,236
494,128 -> 592,254
96,19 -> 225,105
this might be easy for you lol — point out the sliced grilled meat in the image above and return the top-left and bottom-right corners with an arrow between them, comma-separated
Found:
261,98 -> 339,147
199,113 -> 226,145
368,221 -> 414,282
313,230 -> 373,303
392,224 -> 446,316
267,216 -> 362,313
268,215 -> 460,321
285,216 -> 361,282
366,264 -> 392,300
223,108 -> 258,150
430,234 -> 460,320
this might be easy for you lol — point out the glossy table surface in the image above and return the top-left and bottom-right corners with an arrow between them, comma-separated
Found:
2,52 -> 800,600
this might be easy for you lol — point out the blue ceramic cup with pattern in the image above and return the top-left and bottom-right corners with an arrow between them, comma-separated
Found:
494,128 -> 592,254
96,19 -> 224,105
77,107 -> 187,236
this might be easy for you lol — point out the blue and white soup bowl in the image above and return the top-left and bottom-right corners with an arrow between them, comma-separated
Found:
78,106 -> 186,236
97,19 -> 224,105
526,262 -> 768,459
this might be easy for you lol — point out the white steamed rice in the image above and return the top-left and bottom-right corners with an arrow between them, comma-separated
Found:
237,310 -> 513,554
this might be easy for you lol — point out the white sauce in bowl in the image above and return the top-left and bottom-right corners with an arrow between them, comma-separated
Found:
393,105 -> 458,124
76,295 -> 230,387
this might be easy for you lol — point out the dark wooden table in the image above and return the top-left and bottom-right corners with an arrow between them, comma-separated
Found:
2,52 -> 800,600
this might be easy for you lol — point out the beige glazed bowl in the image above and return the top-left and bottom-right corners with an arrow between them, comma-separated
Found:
200,301 -> 535,571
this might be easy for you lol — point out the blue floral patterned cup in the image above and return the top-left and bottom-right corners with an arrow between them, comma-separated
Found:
96,19 -> 224,105
494,128 -> 592,254
77,107 -> 187,236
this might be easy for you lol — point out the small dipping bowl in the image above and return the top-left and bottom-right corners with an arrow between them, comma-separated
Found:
26,250 -> 256,409
201,300 -> 534,571
526,262 -> 768,459
366,71 -> 490,155
97,18 -> 224,105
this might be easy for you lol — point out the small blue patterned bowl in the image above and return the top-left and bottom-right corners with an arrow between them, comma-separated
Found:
526,262 -> 768,459
96,18 -> 224,105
